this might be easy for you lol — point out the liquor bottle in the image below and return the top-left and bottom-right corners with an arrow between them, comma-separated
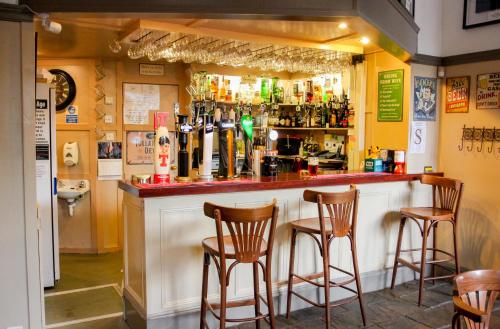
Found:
271,77 -> 280,103
309,106 -> 315,127
329,101 -> 337,128
261,78 -> 270,103
316,106 -> 323,128
279,111 -> 285,127
210,75 -> 219,101
225,79 -> 232,102
285,112 -> 291,127
291,111 -> 296,127
295,105 -> 302,128
219,77 -> 227,102
306,80 -> 313,103
322,104 -> 327,128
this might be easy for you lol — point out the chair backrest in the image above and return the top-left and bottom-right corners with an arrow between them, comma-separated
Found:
303,185 -> 358,238
421,175 -> 463,216
454,270 -> 500,329
204,200 -> 278,263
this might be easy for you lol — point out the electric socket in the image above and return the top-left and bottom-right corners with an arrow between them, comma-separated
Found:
105,132 -> 115,141
104,114 -> 113,124
104,96 -> 114,105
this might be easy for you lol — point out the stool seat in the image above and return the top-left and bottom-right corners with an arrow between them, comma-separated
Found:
401,207 -> 454,221
290,218 -> 333,234
202,236 -> 268,259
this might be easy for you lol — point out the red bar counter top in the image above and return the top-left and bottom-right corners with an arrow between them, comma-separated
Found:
119,171 -> 443,198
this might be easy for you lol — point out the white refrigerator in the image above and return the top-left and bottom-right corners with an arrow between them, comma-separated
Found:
36,82 -> 60,288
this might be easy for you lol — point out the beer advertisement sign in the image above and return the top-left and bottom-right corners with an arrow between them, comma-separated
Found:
477,72 -> 500,109
446,76 -> 470,113
126,131 -> 155,164
413,76 -> 437,121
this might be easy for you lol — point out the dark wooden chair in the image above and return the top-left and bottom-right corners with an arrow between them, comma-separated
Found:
200,200 -> 279,329
452,269 -> 500,329
286,185 -> 366,328
391,174 -> 464,306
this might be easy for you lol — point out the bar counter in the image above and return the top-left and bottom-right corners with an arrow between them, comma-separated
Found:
119,171 -> 442,198
119,171 -> 442,329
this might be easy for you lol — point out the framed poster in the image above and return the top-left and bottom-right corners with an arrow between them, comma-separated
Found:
126,131 -> 155,164
414,76 -> 437,121
446,76 -> 470,113
463,0 -> 500,29
477,72 -> 500,109
377,69 -> 404,122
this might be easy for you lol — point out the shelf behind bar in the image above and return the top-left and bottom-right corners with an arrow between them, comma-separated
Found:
253,127 -> 350,131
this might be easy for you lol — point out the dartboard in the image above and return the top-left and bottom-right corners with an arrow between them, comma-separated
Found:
49,69 -> 76,111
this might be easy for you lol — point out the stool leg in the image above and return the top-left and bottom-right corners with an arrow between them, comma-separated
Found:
322,238 -> 331,328
265,263 -> 276,329
350,236 -> 366,326
219,264 -> 227,329
452,221 -> 460,275
391,216 -> 407,289
418,220 -> 430,306
286,229 -> 297,319
253,262 -> 261,329
200,252 -> 210,329
432,222 -> 437,285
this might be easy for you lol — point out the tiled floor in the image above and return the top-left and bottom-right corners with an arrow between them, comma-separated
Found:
50,279 -> 500,328
44,252 -> 123,328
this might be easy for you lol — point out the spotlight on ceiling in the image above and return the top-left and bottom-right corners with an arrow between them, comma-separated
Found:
338,22 -> 348,29
360,37 -> 370,45
40,13 -> 62,34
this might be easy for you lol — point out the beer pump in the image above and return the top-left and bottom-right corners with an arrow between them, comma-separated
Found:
153,112 -> 171,184
240,105 -> 253,175
217,107 -> 237,179
175,112 -> 193,182
196,102 -> 214,181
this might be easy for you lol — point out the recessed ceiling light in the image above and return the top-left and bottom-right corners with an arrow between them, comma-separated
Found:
360,37 -> 370,45
338,22 -> 348,29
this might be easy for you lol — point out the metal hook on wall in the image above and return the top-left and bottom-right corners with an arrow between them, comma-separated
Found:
486,127 -> 495,153
458,124 -> 465,151
466,127 -> 475,152
477,127 -> 485,152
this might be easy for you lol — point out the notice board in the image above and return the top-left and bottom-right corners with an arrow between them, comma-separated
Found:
122,83 -> 178,131
377,69 -> 404,122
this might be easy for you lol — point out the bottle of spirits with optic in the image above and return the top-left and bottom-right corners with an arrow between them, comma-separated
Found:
219,77 -> 227,102
225,79 -> 232,102
261,78 -> 270,103
285,112 -> 291,127
279,110 -> 285,127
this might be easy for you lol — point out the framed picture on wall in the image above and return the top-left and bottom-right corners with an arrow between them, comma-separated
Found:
463,0 -> 500,29
476,72 -> 500,109
446,76 -> 470,113
413,76 -> 437,121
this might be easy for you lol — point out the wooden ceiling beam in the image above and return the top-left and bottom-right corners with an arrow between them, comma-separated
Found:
133,19 -> 363,54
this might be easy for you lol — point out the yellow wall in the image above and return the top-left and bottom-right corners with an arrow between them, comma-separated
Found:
365,51 -> 411,152
436,60 -> 500,270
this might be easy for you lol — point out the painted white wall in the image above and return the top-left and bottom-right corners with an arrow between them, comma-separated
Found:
441,0 -> 500,56
416,0 -> 500,57
0,20 -> 42,329
414,0 -> 443,56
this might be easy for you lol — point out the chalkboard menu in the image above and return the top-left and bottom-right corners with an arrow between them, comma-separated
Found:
378,69 -> 404,122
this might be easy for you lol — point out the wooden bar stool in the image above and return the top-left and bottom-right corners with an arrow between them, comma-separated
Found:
452,269 -> 500,329
391,175 -> 464,306
286,185 -> 366,328
200,201 -> 279,329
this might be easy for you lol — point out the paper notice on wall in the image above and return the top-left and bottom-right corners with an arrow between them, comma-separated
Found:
98,159 -> 123,180
123,83 -> 160,124
409,121 -> 426,154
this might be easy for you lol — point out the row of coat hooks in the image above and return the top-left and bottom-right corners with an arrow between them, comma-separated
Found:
458,125 -> 500,153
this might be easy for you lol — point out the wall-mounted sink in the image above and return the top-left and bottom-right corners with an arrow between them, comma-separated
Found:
57,179 -> 90,216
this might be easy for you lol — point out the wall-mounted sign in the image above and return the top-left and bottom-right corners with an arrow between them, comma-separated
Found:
140,63 -> 165,76
413,76 -> 437,121
377,69 -> 404,122
97,141 -> 123,181
126,131 -> 155,164
123,83 -> 160,124
477,72 -> 500,109
65,105 -> 78,123
446,76 -> 470,113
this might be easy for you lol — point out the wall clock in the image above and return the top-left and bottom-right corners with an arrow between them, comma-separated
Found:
49,69 -> 76,111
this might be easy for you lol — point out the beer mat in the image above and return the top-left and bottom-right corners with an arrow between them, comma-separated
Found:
135,178 -> 255,188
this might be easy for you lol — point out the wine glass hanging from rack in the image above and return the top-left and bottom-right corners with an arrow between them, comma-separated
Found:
126,30 -> 352,74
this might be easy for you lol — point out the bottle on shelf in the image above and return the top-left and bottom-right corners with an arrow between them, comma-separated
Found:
225,79 -> 232,103
260,78 -> 270,103
219,77 -> 227,102
279,110 -> 285,127
210,75 -> 219,101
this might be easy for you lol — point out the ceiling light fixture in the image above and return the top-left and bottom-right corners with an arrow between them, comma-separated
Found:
360,37 -> 370,45
338,22 -> 348,29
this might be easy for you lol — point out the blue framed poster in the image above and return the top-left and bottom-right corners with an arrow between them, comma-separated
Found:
414,76 -> 437,121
